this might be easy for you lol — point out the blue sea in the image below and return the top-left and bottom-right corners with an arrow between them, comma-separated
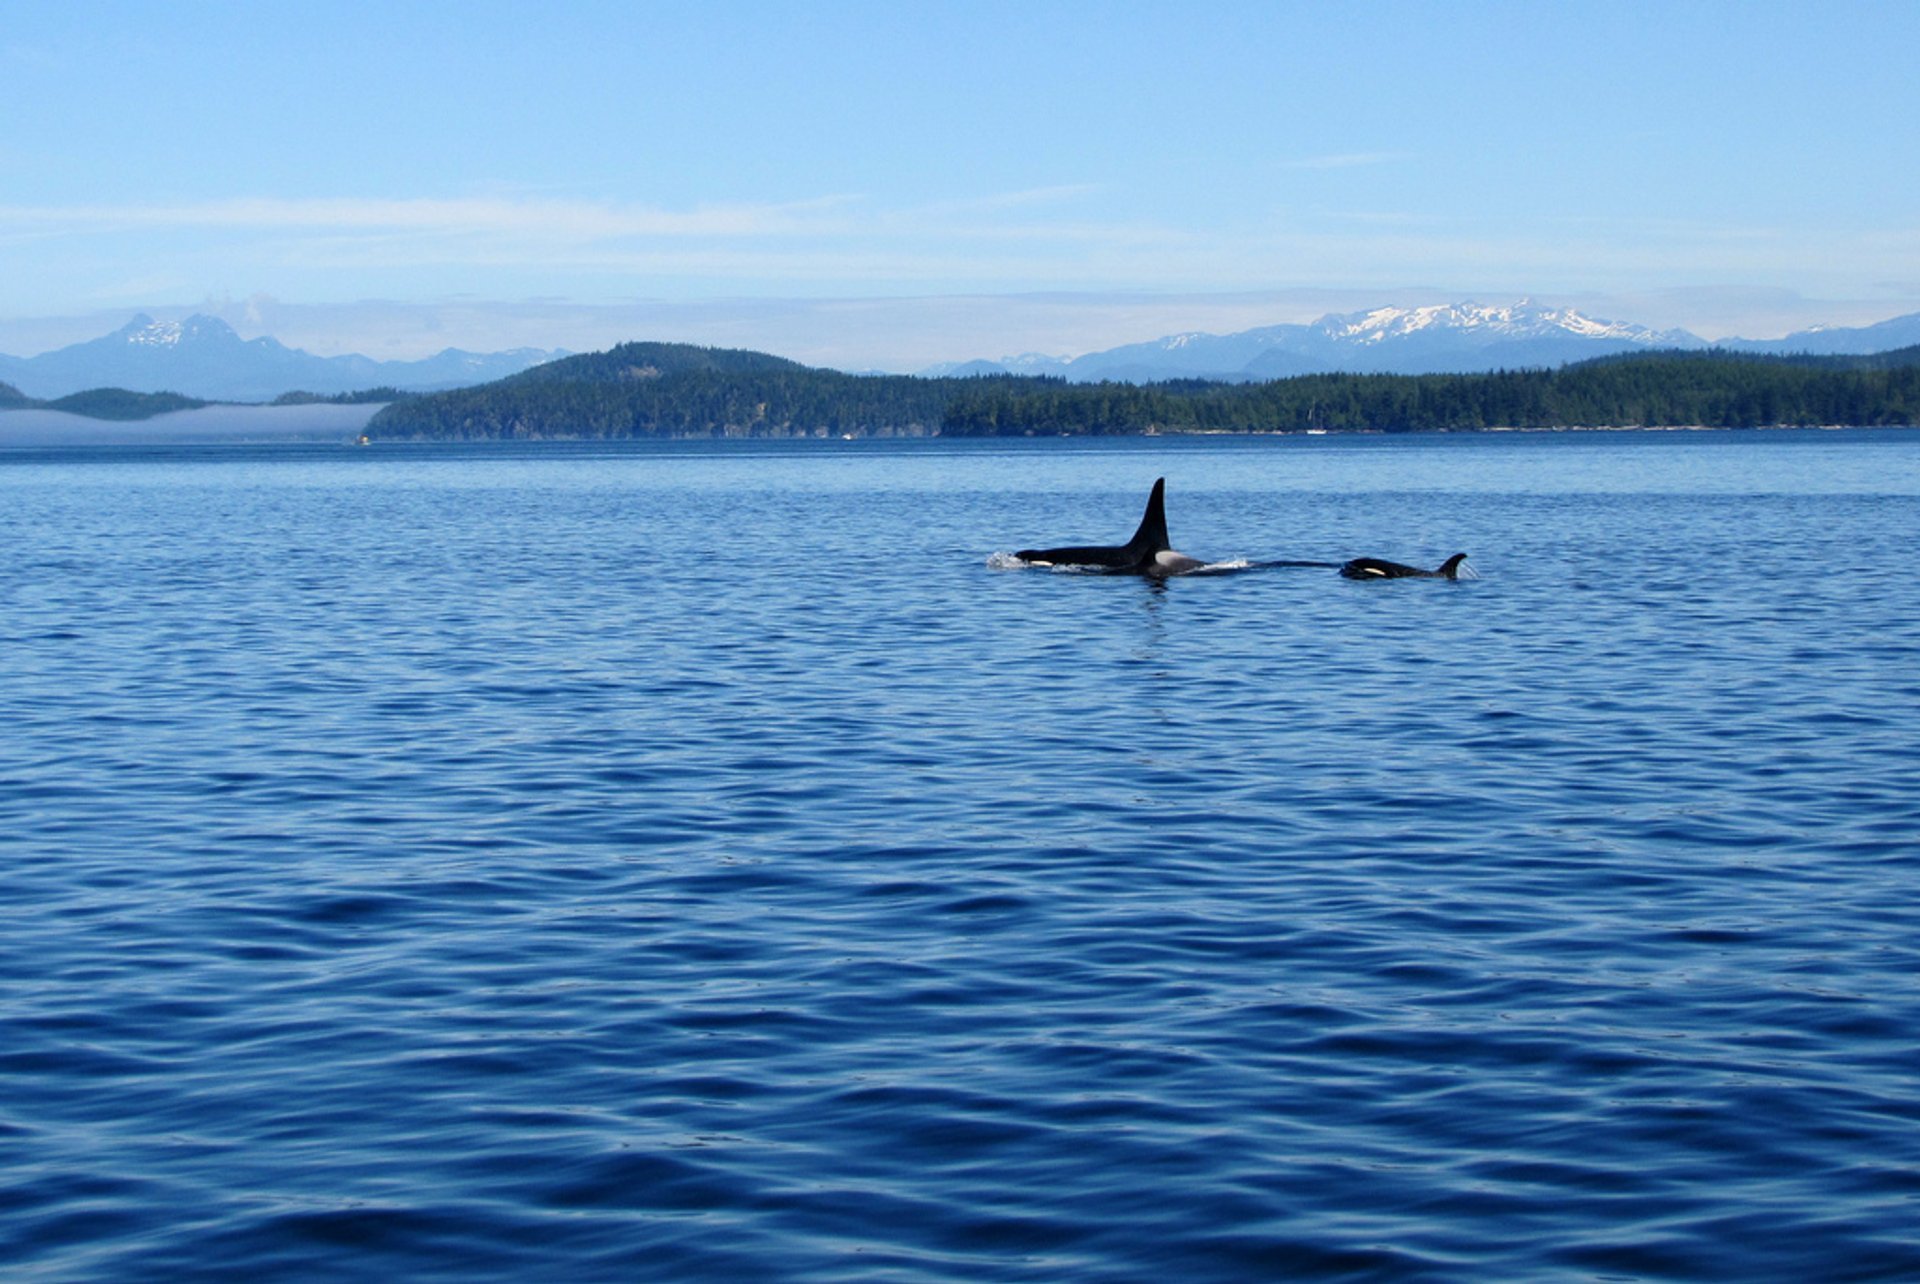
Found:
4,429 -> 1918,1281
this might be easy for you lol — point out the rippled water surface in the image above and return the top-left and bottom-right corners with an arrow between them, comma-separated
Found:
4,431 -> 1919,1280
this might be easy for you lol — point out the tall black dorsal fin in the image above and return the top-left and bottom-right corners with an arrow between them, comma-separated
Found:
1438,553 -> 1468,579
1123,478 -> 1170,559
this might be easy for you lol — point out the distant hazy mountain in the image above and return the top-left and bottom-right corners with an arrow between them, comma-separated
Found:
0,314 -> 566,401
924,299 -> 1715,382
1720,312 -> 1920,358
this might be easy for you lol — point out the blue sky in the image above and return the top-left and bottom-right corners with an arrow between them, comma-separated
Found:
4,1 -> 1919,366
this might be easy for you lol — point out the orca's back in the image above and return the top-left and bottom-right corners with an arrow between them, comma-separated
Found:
1015,478 -> 1171,572
1014,543 -> 1139,569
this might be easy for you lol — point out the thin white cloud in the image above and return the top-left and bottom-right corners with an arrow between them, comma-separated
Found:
84,272 -> 193,302
0,195 -> 863,240
0,190 -> 1164,247
915,184 -> 1106,215
1281,152 -> 1411,170
6,189 -> 1918,328
0,190 -> 1184,269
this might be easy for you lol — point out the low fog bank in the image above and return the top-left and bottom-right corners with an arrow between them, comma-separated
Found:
0,402 -> 384,447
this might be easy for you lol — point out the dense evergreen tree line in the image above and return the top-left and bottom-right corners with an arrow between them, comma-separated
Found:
369,341 -> 1009,439
49,388 -> 211,419
0,384 -> 212,420
369,368 -> 972,439
0,383 -> 403,419
504,341 -> 813,383
364,342 -> 1920,440
10,342 -> 1920,434
942,350 -> 1920,435
271,387 -> 413,406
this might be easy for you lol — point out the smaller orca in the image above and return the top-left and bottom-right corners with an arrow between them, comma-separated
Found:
1340,553 -> 1469,581
1015,478 -> 1207,576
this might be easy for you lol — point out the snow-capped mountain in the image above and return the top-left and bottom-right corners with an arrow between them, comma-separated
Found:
928,299 -> 1710,382
0,314 -> 566,401
1318,300 -> 1686,346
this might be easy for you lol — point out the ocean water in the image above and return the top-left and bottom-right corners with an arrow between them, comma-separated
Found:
3,429 -> 1918,1281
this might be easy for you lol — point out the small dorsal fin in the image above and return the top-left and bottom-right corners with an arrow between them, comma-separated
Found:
1438,553 -> 1468,579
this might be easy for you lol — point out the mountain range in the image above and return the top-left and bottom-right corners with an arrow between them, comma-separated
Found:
922,300 -> 1920,383
0,315 -> 566,402
10,301 -> 1920,404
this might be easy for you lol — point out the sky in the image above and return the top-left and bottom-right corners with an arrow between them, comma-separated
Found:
4,0 -> 1920,368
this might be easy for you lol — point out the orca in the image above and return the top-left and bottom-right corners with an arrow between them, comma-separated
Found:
1339,553 -> 1469,580
1014,478 -> 1207,576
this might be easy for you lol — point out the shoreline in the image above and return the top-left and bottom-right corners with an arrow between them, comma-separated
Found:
3,408 -> 1908,449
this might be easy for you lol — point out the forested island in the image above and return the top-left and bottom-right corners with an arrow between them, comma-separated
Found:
0,381 -> 402,421
11,343 -> 1920,437
0,381 -> 212,420
364,342 -> 1920,440
366,344 -> 957,440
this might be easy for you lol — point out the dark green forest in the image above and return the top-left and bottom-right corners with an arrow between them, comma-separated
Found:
13,343 -> 1919,436
367,343 -> 1920,440
271,387 -> 413,406
0,383 -> 401,420
0,383 -> 212,420
943,350 -> 1920,435
367,342 -> 969,439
